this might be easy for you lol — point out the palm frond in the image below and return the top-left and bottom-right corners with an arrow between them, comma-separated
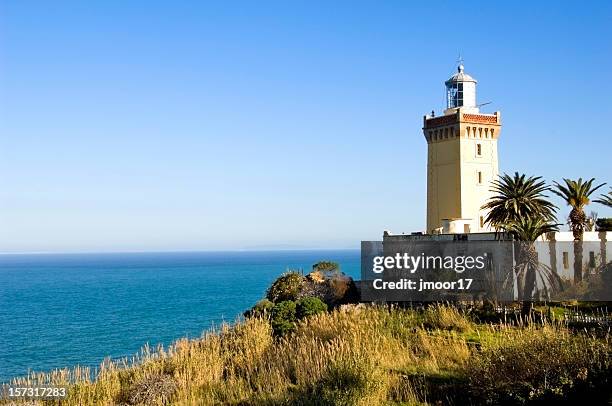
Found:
594,187 -> 612,208
503,217 -> 560,242
552,178 -> 606,209
553,178 -> 606,239
481,172 -> 557,230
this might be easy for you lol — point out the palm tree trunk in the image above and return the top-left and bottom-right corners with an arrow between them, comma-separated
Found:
516,242 -> 537,315
524,263 -> 536,300
570,207 -> 586,283
599,231 -> 607,267
521,263 -> 536,315
573,237 -> 583,283
548,233 -> 557,274
516,272 -> 524,302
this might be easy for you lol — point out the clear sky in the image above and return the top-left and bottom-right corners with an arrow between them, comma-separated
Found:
1,1 -> 611,253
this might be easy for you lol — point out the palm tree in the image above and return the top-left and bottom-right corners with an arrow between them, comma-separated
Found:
503,217 -> 561,307
505,216 -> 560,242
481,173 -> 560,310
552,178 -> 606,283
482,172 -> 557,231
594,187 -> 612,208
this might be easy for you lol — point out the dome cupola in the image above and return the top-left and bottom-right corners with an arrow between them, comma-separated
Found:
445,63 -> 477,110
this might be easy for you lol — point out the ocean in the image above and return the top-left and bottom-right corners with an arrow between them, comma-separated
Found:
0,250 -> 360,383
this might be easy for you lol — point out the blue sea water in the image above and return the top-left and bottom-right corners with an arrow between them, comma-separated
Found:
0,250 -> 360,383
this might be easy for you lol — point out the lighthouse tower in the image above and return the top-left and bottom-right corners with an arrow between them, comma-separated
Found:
423,63 -> 502,234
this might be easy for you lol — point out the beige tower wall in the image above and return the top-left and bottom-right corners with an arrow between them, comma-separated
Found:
426,137 -> 461,233
424,111 -> 501,234
458,126 -> 499,232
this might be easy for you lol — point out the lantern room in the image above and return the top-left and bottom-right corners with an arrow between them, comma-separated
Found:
445,63 -> 477,111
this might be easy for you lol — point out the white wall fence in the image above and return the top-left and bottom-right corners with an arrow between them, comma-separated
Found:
536,231 -> 611,280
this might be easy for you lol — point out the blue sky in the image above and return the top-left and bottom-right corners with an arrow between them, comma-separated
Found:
0,1 -> 611,253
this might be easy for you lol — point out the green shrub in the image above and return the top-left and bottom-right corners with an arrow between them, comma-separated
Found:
266,271 -> 305,303
296,297 -> 327,319
312,261 -> 340,274
244,298 -> 274,318
271,300 -> 297,336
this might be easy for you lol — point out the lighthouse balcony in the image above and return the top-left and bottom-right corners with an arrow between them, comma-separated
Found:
424,110 -> 500,130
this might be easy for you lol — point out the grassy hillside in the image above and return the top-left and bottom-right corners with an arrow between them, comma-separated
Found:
3,304 -> 610,405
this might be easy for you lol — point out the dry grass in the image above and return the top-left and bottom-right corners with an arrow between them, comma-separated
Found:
2,305 -> 610,405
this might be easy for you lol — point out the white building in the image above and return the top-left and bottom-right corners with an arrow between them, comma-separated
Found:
537,232 -> 610,281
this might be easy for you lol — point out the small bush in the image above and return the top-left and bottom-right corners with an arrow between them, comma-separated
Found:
125,373 -> 176,405
271,300 -> 297,336
244,298 -> 274,318
302,271 -> 358,307
312,261 -> 340,274
267,271 -> 304,303
303,357 -> 386,406
296,297 -> 327,319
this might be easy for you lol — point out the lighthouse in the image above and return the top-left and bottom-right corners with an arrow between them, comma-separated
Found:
423,63 -> 502,234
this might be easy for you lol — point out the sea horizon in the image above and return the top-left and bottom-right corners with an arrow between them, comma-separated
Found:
0,247 -> 361,256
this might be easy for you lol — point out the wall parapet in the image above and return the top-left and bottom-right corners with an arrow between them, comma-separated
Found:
462,113 -> 499,124
423,113 -> 458,129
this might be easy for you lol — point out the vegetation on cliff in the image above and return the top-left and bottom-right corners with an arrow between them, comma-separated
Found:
4,303 -> 610,406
